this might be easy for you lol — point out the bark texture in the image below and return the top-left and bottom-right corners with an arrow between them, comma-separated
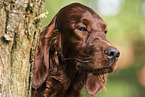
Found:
0,0 -> 45,96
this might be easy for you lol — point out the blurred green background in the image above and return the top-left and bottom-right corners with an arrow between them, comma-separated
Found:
41,0 -> 145,97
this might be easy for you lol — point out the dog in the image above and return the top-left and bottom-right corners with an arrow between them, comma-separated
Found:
32,3 -> 120,97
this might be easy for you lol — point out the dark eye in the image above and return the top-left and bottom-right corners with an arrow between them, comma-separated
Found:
105,30 -> 107,34
78,27 -> 87,32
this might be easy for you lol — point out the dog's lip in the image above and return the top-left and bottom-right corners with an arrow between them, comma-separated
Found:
92,66 -> 114,76
76,63 -> 116,75
93,62 -> 117,75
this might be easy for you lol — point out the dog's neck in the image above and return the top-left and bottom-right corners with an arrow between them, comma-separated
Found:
62,61 -> 87,96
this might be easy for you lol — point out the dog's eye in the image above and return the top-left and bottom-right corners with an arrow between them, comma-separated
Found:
105,30 -> 107,34
78,27 -> 87,32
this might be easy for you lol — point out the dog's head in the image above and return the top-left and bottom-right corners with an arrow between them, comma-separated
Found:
56,3 -> 120,75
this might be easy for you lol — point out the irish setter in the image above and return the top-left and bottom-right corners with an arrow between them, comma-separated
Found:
32,3 -> 120,97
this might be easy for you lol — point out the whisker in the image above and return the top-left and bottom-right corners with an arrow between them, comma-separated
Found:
64,58 -> 90,63
72,51 -> 92,59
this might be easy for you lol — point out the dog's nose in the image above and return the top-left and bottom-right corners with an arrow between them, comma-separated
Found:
104,48 -> 120,62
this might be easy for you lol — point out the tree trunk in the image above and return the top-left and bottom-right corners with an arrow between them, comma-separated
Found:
0,0 -> 45,96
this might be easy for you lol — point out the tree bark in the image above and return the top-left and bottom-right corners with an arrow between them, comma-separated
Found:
0,0 -> 45,96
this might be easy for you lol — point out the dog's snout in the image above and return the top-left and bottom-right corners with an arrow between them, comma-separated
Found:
104,48 -> 120,62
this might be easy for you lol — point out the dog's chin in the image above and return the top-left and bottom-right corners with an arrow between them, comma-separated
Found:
92,66 -> 115,76
76,61 -> 117,75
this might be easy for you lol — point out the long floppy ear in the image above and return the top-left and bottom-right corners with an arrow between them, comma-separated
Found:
86,73 -> 106,97
32,17 -> 60,89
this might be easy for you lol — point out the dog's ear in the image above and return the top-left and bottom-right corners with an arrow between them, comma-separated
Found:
86,73 -> 106,96
32,17 -> 58,89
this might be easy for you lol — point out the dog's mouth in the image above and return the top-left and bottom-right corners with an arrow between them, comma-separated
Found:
76,64 -> 116,74
64,54 -> 117,75
75,59 -> 117,75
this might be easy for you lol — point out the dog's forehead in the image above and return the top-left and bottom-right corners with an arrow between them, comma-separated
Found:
81,11 -> 106,30
56,3 -> 107,31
